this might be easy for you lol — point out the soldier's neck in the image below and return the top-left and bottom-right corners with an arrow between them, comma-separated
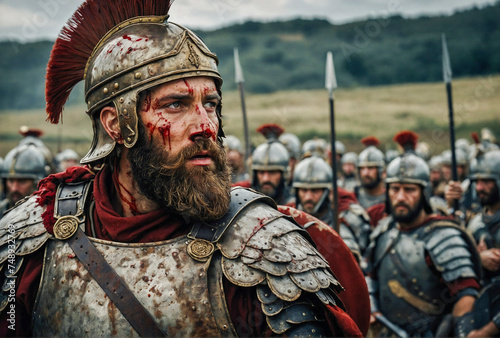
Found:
111,154 -> 161,217
397,210 -> 428,231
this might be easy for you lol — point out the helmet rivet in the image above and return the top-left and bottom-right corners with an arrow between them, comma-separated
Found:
123,109 -> 128,114
119,97 -> 124,103
135,72 -> 142,79
127,137 -> 132,142
114,83 -> 119,89
103,87 -> 108,94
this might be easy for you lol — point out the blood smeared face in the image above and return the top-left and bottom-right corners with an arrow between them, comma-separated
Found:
128,77 -> 231,221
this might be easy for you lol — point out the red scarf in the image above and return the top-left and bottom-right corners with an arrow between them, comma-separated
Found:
92,165 -> 188,242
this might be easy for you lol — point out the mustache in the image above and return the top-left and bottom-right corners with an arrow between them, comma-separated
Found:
394,203 -> 410,209
156,138 -> 222,171
261,181 -> 276,188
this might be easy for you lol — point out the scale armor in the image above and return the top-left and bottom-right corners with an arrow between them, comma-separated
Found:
366,218 -> 480,335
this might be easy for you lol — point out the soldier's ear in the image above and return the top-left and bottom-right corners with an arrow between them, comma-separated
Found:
100,106 -> 123,144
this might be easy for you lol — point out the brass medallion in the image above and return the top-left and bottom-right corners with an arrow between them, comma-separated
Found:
187,239 -> 214,261
53,215 -> 79,240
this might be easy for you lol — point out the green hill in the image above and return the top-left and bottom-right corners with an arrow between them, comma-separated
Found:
1,2 -> 499,110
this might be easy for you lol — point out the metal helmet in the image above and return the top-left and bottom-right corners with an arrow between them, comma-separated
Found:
2,144 -> 51,182
279,133 -> 301,159
469,149 -> 500,198
440,149 -> 469,167
415,141 -> 431,161
331,141 -> 346,156
251,140 -> 290,186
428,155 -> 442,171
223,135 -> 244,154
301,138 -> 327,159
341,152 -> 358,165
385,151 -> 432,214
385,149 -> 399,164
45,1 -> 222,165
292,156 -> 332,215
56,149 -> 80,163
357,145 -> 385,176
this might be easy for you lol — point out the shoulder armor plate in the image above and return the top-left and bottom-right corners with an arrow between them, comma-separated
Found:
424,221 -> 480,283
217,201 -> 343,334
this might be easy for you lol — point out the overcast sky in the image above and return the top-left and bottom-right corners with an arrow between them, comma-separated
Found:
1,0 -> 498,42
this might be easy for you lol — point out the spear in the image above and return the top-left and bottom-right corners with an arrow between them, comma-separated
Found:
234,47 -> 251,165
326,51 -> 340,233
442,33 -> 459,215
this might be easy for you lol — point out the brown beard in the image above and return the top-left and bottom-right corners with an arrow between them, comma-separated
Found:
128,125 -> 231,221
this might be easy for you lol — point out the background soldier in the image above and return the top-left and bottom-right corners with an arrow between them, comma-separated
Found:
0,0 -> 366,336
291,156 -> 372,263
248,124 -> 294,205
222,135 -> 249,183
55,148 -> 81,172
340,151 -> 358,192
0,144 -> 51,216
466,149 -> 500,337
364,131 -> 481,337
354,136 -> 386,209
279,132 -> 301,186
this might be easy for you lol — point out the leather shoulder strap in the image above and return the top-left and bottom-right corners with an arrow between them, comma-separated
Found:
54,180 -> 167,337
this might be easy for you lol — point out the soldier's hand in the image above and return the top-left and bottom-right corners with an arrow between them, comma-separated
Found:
444,181 -> 463,207
479,248 -> 500,271
370,311 -> 382,325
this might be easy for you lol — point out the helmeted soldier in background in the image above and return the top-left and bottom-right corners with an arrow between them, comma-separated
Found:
364,131 -> 481,337
17,126 -> 56,173
222,135 -> 249,183
340,151 -> 358,192
441,148 -> 469,184
429,155 -> 446,199
354,136 -> 386,209
55,148 -> 81,172
0,144 -> 52,216
480,127 -> 499,152
291,156 -> 372,263
279,132 -> 301,186
301,138 -> 328,159
460,149 -> 500,337
0,1 -> 365,336
250,124 -> 294,205
384,149 -> 399,165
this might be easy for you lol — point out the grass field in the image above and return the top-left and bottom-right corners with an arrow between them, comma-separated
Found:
0,74 -> 499,159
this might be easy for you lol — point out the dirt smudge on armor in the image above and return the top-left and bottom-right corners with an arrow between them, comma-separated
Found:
172,251 -> 182,269
149,285 -> 163,297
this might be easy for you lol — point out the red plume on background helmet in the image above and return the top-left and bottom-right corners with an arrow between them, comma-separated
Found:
361,136 -> 380,148
393,130 -> 418,152
18,126 -> 43,138
45,0 -> 174,124
257,123 -> 285,140
471,132 -> 480,144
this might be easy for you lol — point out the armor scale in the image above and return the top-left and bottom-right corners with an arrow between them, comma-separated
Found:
370,219 -> 479,335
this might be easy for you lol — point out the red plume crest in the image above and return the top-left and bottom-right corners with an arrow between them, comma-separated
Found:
18,126 -> 43,138
361,136 -> 380,148
46,0 -> 174,124
393,130 -> 418,151
257,123 -> 284,140
471,132 -> 480,144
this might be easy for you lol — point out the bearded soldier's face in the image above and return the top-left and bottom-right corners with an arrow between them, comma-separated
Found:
128,77 -> 231,221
